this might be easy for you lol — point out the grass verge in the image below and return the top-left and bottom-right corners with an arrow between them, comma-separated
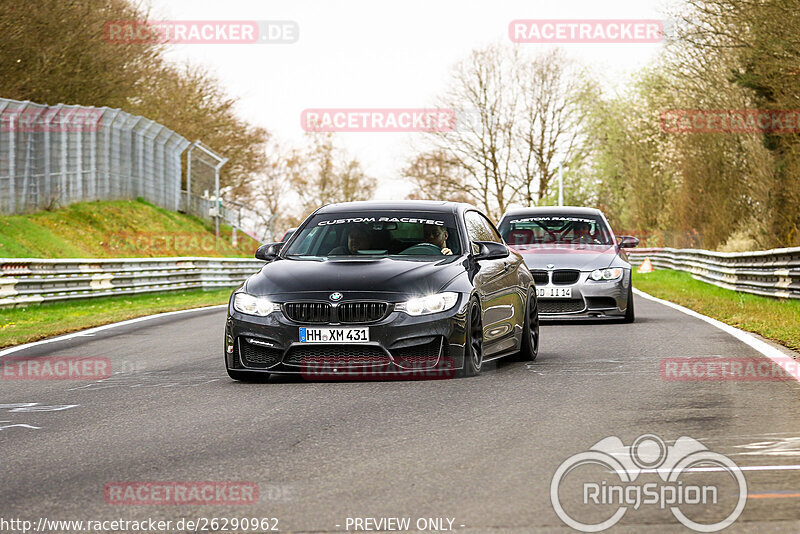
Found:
633,269 -> 800,352
0,198 -> 259,258
0,287 -> 233,349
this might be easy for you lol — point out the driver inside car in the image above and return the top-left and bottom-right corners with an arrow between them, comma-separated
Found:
422,224 -> 453,255
571,221 -> 599,244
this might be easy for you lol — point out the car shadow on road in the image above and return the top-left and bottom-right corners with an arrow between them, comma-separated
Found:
542,317 -> 653,326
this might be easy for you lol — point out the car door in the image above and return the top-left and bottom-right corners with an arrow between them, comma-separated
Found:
464,210 -> 521,355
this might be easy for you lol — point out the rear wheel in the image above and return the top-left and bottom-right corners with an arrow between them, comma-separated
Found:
227,368 -> 271,382
458,298 -> 483,378
516,289 -> 539,361
622,283 -> 635,323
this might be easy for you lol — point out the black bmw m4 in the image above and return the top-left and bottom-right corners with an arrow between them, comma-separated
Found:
224,200 -> 539,381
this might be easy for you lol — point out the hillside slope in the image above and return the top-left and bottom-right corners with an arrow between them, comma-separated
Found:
0,199 -> 260,258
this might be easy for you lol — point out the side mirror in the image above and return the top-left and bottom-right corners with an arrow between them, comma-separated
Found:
618,236 -> 639,248
472,240 -> 510,260
255,242 -> 284,261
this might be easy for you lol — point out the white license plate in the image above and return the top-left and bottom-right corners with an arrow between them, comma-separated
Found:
299,327 -> 370,343
537,287 -> 572,299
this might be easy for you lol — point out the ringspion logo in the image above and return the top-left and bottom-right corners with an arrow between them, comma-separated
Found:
551,434 -> 746,532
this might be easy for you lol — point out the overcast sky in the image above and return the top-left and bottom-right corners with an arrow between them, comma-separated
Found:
151,0 -> 675,198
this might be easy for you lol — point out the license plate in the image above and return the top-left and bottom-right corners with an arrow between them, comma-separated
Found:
299,327 -> 370,343
537,287 -> 572,298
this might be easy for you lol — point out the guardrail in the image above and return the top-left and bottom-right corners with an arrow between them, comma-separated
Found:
628,247 -> 800,300
0,257 -> 264,307
5,247 -> 797,307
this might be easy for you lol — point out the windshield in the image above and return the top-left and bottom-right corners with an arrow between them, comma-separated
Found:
284,211 -> 462,259
499,213 -> 614,246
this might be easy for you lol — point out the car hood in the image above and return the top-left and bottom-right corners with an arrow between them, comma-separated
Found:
512,244 -> 618,271
244,256 -> 465,297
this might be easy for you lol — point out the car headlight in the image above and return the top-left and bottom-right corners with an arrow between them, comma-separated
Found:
396,292 -> 459,316
233,292 -> 278,316
590,268 -> 623,281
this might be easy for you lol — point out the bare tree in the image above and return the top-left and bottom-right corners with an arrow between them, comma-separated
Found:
287,132 -> 377,218
403,149 -> 473,204
422,45 -> 592,218
428,44 -> 518,218
514,49 -> 594,205
247,137 -> 292,241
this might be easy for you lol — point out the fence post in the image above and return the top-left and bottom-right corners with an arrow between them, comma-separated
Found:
0,101 -> 8,213
43,110 -> 51,207
8,108 -> 16,214
214,157 -> 229,249
186,140 -> 198,213
58,106 -> 69,204
17,103 -> 30,211
88,109 -> 100,201
75,108 -> 84,201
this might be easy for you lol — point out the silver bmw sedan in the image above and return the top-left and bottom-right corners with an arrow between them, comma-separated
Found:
498,207 -> 639,322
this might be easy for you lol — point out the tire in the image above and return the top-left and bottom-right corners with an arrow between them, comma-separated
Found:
458,298 -> 484,378
622,283 -> 635,323
516,289 -> 539,361
227,368 -> 271,382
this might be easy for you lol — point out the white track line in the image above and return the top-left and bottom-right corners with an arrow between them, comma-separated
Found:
0,305 -> 226,357
633,288 -> 800,384
618,465 -> 800,474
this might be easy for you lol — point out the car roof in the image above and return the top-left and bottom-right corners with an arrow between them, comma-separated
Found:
317,200 -> 479,215
500,206 -> 606,219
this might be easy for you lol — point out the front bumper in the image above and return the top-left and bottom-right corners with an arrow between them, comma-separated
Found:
537,270 -> 631,319
225,294 -> 470,378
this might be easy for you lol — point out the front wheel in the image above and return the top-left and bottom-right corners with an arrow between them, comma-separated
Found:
458,298 -> 484,378
516,289 -> 539,361
622,283 -> 635,323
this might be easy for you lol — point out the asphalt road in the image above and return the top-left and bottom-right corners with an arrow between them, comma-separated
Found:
2,294 -> 800,533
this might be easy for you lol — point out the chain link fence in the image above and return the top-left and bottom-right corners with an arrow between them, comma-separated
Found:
0,97 -> 189,215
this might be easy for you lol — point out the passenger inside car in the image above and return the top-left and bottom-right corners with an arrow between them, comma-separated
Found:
506,229 -> 534,246
329,225 -> 374,254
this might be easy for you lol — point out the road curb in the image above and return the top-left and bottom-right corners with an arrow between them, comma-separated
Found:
0,304 -> 227,357
633,288 -> 800,383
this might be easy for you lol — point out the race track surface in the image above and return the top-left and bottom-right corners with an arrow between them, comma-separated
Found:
2,295 -> 800,533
